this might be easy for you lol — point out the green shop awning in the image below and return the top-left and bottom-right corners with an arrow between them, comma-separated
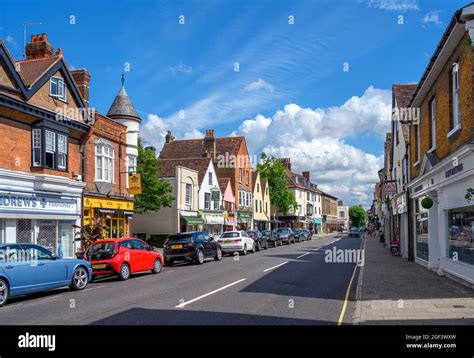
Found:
181,216 -> 204,225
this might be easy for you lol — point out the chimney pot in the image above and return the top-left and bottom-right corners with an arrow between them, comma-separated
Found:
25,33 -> 54,60
302,171 -> 310,180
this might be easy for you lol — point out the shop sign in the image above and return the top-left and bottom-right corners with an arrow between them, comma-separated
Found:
383,181 -> 397,194
237,211 -> 253,220
0,191 -> 78,214
128,173 -> 142,195
314,218 -> 322,224
445,163 -> 463,179
84,197 -> 134,211
203,213 -> 225,225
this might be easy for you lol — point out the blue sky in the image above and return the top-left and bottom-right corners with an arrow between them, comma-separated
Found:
0,0 -> 470,206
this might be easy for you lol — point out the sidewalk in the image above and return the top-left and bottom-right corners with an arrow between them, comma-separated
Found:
354,233 -> 474,325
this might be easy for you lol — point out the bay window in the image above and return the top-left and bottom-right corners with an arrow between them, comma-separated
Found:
31,128 -> 68,171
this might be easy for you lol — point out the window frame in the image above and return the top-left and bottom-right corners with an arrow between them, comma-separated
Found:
428,96 -> 436,152
185,183 -> 192,205
95,144 -> 115,183
31,128 -> 68,172
50,76 -> 67,102
448,62 -> 461,137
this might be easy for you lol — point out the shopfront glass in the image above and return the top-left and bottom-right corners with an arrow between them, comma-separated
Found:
415,199 -> 429,261
447,206 -> 474,266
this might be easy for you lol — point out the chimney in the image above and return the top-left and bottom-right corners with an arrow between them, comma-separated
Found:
165,130 -> 174,144
281,158 -> 291,171
203,129 -> 216,161
302,171 -> 310,180
145,146 -> 156,157
25,33 -> 54,60
70,69 -> 91,107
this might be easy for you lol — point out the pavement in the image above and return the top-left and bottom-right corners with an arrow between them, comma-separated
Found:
354,232 -> 474,325
1,233 -> 363,325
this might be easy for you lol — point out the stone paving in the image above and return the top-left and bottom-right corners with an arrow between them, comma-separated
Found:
354,233 -> 474,325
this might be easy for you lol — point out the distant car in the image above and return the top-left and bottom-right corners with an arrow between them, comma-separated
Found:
164,232 -> 222,266
247,230 -> 268,251
276,227 -> 296,245
302,229 -> 312,240
218,231 -> 255,255
292,228 -> 306,243
262,230 -> 282,247
348,227 -> 360,238
86,238 -> 163,280
0,244 -> 92,307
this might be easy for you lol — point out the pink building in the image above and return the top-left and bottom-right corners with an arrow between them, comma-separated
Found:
219,178 -> 236,232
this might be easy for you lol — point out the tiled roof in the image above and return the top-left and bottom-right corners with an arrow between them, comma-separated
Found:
158,157 -> 211,185
107,85 -> 140,120
392,84 -> 417,109
159,136 -> 245,159
16,56 -> 60,86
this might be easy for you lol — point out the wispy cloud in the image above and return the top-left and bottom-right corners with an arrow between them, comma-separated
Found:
168,63 -> 193,74
244,78 -> 275,93
422,11 -> 441,26
6,35 -> 18,49
367,0 -> 419,12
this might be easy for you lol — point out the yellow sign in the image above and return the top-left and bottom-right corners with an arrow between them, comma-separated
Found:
128,173 -> 142,195
84,197 -> 134,211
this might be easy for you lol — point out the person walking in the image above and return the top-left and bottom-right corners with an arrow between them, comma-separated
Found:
379,230 -> 385,247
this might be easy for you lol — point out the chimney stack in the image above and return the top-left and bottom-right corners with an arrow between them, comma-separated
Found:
71,69 -> 91,107
25,33 -> 54,60
281,158 -> 291,171
145,146 -> 156,157
165,130 -> 174,144
203,129 -> 216,161
302,171 -> 310,180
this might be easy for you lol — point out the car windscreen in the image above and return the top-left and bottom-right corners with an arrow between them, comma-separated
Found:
221,232 -> 240,238
277,228 -> 289,233
263,231 -> 272,235
87,242 -> 116,260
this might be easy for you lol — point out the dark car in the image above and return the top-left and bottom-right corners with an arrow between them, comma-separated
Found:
276,227 -> 296,245
292,228 -> 305,243
247,230 -> 268,251
302,229 -> 312,241
348,227 -> 360,238
163,232 -> 222,266
262,230 -> 282,247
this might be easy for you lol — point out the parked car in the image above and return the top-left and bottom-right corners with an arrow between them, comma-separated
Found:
276,227 -> 296,244
262,230 -> 282,247
292,228 -> 305,242
348,227 -> 360,238
302,229 -> 312,241
0,244 -> 92,307
164,232 -> 222,266
218,231 -> 255,255
86,238 -> 163,280
247,230 -> 268,251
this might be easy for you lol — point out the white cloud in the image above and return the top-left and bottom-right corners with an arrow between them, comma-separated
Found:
244,78 -> 275,93
168,63 -> 193,74
6,35 -> 18,48
422,11 -> 441,26
232,86 -> 391,207
367,0 -> 419,11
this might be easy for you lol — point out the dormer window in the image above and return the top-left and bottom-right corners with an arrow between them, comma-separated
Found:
50,77 -> 67,101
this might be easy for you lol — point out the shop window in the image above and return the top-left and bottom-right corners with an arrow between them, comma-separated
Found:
415,199 -> 429,261
447,207 -> 474,266
16,219 -> 33,244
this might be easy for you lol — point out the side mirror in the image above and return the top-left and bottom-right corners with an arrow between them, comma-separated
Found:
209,237 -> 214,241
51,254 -> 58,260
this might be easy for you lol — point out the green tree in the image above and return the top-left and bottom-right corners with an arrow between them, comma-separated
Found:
349,205 -> 367,228
257,153 -> 298,215
134,138 -> 174,214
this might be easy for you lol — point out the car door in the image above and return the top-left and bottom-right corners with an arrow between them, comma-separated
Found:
242,231 -> 253,250
120,240 -> 138,271
28,245 -> 68,288
0,246 -> 38,295
201,234 -> 214,258
132,239 -> 150,272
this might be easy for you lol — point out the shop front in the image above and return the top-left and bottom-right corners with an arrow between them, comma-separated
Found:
314,217 -> 322,234
223,212 -> 236,232
237,211 -> 253,230
0,188 -> 82,258
83,196 -> 134,239
180,210 -> 204,233
202,211 -> 224,236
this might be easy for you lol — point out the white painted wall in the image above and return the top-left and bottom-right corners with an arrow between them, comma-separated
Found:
198,161 -> 223,211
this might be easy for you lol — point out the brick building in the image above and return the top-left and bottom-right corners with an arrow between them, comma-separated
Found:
406,3 -> 474,286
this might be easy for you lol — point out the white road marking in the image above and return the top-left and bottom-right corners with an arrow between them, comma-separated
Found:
175,278 -> 247,308
313,247 -> 321,251
263,261 -> 289,272
296,252 -> 311,259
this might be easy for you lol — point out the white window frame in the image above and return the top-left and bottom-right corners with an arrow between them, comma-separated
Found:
415,123 -> 420,165
204,192 -> 211,210
45,130 -> 56,168
428,97 -> 436,152
448,62 -> 461,137
208,172 -> 212,186
57,134 -> 67,170
32,129 -> 42,167
95,144 -> 114,183
185,183 -> 192,205
239,168 -> 242,183
50,77 -> 67,101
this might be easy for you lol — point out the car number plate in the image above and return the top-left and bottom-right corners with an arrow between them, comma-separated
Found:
225,240 -> 233,243
171,245 -> 183,249
92,264 -> 106,269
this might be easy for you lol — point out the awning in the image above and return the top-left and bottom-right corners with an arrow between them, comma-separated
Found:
181,216 -> 205,225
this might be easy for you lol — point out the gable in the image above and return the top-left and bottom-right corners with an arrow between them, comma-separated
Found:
0,58 -> 18,90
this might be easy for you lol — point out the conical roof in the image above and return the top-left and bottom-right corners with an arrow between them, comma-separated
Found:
107,84 -> 141,121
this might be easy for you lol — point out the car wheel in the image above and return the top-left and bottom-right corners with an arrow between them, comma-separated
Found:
119,263 -> 131,281
195,249 -> 205,265
242,245 -> 248,255
152,259 -> 162,274
264,241 -> 268,250
0,278 -> 9,307
215,247 -> 223,261
71,266 -> 89,290
279,240 -> 283,246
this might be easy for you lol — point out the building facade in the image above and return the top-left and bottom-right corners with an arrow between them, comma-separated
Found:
321,192 -> 338,233
337,201 -> 349,231
252,170 -> 270,231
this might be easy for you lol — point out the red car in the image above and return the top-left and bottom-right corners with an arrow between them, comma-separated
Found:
85,238 -> 163,281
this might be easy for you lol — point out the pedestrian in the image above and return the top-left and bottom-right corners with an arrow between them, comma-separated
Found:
379,230 -> 385,247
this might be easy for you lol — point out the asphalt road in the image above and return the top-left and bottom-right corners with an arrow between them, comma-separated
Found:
0,234 -> 362,325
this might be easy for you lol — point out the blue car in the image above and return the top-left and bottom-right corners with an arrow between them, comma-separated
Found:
0,244 -> 92,306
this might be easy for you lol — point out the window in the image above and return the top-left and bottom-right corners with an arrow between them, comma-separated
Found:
127,155 -> 137,174
32,129 -> 41,166
307,192 -> 310,201
238,191 -> 242,206
95,144 -> 114,183
205,193 -> 211,210
415,199 -> 429,261
245,170 -> 249,185
239,168 -> 242,183
208,172 -> 212,185
50,77 -> 67,101
265,202 -> 268,214
245,192 -> 249,207
450,62 -> 461,133
185,183 -> 192,205
57,134 -> 67,170
429,97 -> 436,151
414,124 -> 420,164
257,183 -> 260,192
255,199 -> 258,210
45,130 -> 56,168
339,211 -> 345,218
447,207 -> 474,265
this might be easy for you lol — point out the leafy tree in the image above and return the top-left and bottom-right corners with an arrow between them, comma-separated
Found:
349,205 -> 367,228
134,138 -> 174,214
257,153 -> 298,215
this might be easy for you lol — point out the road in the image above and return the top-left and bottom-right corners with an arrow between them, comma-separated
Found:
0,234 -> 362,325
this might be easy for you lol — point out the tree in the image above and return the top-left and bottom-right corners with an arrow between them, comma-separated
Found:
349,205 -> 367,228
257,153 -> 298,215
134,138 -> 174,214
